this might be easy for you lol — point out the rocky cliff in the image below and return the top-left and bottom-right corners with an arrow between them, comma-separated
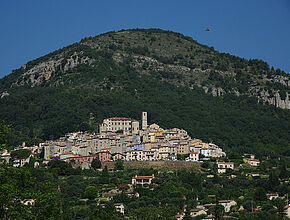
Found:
1,28 -> 289,109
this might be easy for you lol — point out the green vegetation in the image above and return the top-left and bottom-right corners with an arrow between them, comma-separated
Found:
11,149 -> 31,159
91,158 -> 102,170
0,121 -> 11,150
1,123 -> 289,219
0,28 -> 289,157
0,157 -> 289,219
0,70 -> 289,157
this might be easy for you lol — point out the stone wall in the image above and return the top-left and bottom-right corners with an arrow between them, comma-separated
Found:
102,161 -> 200,170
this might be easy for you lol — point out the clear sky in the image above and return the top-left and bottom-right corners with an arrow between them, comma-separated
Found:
1,0 -> 290,78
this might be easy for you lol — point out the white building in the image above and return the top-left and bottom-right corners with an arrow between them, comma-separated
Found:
266,193 -> 279,200
189,152 -> 199,161
217,162 -> 234,173
219,200 -> 237,212
200,147 -> 211,157
114,203 -> 125,214
285,205 -> 290,218
125,150 -> 143,161
99,117 -> 139,134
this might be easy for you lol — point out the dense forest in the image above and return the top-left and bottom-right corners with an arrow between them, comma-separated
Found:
0,29 -> 289,157
1,153 -> 290,219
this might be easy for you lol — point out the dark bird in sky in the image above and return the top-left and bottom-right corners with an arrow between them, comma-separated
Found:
205,28 -> 211,31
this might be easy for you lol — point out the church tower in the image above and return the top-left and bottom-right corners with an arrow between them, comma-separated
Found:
142,112 -> 147,130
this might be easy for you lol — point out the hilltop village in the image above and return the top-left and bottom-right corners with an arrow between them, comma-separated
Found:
1,112 -> 264,170
1,113 -> 290,219
36,112 -> 225,168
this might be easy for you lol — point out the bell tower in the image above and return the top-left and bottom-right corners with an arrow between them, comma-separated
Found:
142,112 -> 147,130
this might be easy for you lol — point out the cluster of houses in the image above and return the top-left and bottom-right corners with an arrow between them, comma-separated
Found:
34,112 -> 226,168
108,174 -> 290,219
176,198 -> 237,220
0,144 -> 41,167
176,194 -> 290,220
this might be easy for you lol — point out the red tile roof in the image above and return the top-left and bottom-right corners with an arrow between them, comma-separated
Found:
132,175 -> 154,179
67,155 -> 98,159
106,117 -> 132,121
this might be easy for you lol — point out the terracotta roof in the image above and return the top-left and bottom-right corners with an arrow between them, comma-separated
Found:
208,195 -> 216,197
132,175 -> 154,179
190,209 -> 202,212
67,155 -> 98,159
219,200 -> 235,203
266,193 -> 278,196
106,117 -> 132,121
203,203 -> 216,207
61,152 -> 74,155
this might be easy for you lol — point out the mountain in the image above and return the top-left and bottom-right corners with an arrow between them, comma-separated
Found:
0,29 -> 289,156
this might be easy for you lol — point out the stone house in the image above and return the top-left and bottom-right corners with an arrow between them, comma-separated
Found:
189,152 -> 199,161
132,174 -> 155,186
217,162 -> 234,173
114,203 -> 125,214
219,200 -> 237,212
190,209 -> 207,218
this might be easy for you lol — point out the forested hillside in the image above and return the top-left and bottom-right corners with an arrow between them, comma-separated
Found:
0,29 -> 289,156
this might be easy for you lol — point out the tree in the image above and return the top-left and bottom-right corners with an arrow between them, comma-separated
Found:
0,121 -> 11,150
100,166 -> 110,184
268,172 -> 280,190
208,204 -> 224,220
114,160 -> 124,170
91,158 -> 102,170
279,165 -> 289,179
32,192 -> 61,219
84,186 -> 98,200
272,198 -> 286,218
11,149 -> 31,159
48,159 -> 75,176
254,187 -> 267,201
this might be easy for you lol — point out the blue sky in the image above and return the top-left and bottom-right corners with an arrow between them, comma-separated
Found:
1,0 -> 290,78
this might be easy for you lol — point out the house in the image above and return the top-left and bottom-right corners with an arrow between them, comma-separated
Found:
246,173 -> 260,178
168,154 -> 177,161
60,152 -> 76,160
266,193 -> 279,200
97,151 -> 111,162
203,203 -> 216,211
200,147 -> 211,157
0,152 -> 11,163
132,174 -> 154,186
12,156 -> 31,167
175,212 -> 185,220
126,150 -> 143,161
243,157 -> 260,166
201,214 -> 214,220
20,199 -> 35,206
101,192 -> 118,201
112,153 -> 125,161
66,155 -> 98,164
143,151 -> 156,161
208,195 -> 216,198
125,192 -> 139,198
285,205 -> 290,218
99,117 -> 139,134
219,200 -> 237,212
190,209 -> 207,217
217,162 -> 234,173
114,203 -> 125,214
189,152 -> 199,161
